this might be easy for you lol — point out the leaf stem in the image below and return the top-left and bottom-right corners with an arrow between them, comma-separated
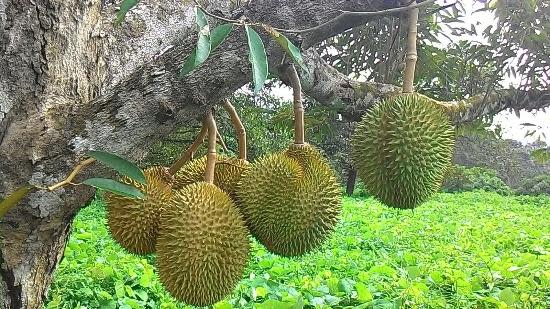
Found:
194,0 -> 243,25
47,158 -> 96,191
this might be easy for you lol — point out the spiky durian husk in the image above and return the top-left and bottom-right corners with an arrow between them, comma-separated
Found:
156,182 -> 250,306
351,93 -> 455,209
105,166 -> 173,254
173,155 -> 249,198
237,144 -> 341,257
285,143 -> 325,168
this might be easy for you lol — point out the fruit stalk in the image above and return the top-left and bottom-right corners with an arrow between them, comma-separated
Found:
222,99 -> 247,160
402,0 -> 419,94
204,109 -> 218,183
168,121 -> 208,175
287,64 -> 305,145
216,130 -> 229,153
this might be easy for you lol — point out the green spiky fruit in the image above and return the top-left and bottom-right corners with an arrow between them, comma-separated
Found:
105,166 -> 173,254
237,144 -> 341,257
156,182 -> 250,306
173,155 -> 249,198
351,93 -> 455,209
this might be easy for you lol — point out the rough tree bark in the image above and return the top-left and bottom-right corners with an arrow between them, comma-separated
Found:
0,0 -> 548,307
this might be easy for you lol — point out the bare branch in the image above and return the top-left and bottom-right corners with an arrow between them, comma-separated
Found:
271,0 -> 436,35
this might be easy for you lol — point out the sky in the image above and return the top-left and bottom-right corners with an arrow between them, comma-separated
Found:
271,0 -> 549,145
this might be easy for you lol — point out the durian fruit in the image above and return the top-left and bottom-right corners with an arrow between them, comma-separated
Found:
173,154 -> 249,198
237,143 -> 341,257
156,182 -> 250,306
105,166 -> 173,254
351,93 -> 455,209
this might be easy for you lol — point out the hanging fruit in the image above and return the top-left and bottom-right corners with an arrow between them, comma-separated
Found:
156,110 -> 251,306
237,64 -> 341,257
105,166 -> 173,254
350,1 -> 455,209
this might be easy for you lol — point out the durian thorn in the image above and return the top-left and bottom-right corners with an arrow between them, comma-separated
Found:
48,157 -> 96,191
168,121 -> 208,175
222,98 -> 247,160
204,109 -> 218,183
287,64 -> 305,145
402,0 -> 419,94
216,130 -> 229,153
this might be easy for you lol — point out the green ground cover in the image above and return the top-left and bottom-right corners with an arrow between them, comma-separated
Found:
46,191 -> 550,308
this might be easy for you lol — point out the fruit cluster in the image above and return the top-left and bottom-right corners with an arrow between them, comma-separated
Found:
105,115 -> 342,306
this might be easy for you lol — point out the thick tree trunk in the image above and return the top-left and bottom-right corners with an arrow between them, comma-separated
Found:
345,167 -> 357,197
0,0 -> 548,307
0,0 -> 198,306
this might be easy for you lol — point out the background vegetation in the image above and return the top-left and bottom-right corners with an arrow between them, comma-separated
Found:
46,192 -> 550,308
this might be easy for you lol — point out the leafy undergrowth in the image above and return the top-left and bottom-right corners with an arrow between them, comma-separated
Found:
46,192 -> 550,309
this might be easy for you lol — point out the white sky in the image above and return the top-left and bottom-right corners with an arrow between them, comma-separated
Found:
271,0 -> 549,145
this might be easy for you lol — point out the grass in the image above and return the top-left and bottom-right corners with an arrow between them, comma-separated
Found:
45,191 -> 550,308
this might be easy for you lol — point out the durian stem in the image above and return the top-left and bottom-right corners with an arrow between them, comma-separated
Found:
217,130 -> 229,153
222,99 -> 247,160
48,158 -> 96,191
287,64 -> 305,145
402,0 -> 419,94
168,122 -> 208,175
204,110 -> 218,184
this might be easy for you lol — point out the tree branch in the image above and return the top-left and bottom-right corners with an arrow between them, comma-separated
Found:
446,90 -> 550,124
298,50 -> 550,124
64,0 -> 412,158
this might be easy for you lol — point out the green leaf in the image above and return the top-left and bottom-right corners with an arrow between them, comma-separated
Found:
135,289 -> 148,301
115,282 -> 125,298
499,287 -> 516,305
245,25 -> 268,93
429,271 -> 444,284
255,299 -> 294,309
195,8 -> 211,66
116,0 -> 141,24
180,48 -> 198,77
82,178 -> 144,199
263,25 -> 306,70
214,301 -> 233,309
0,185 -> 36,218
326,278 -> 339,294
254,286 -> 268,299
179,12 -> 233,77
196,7 -> 208,30
87,150 -> 146,185
211,24 -> 233,50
